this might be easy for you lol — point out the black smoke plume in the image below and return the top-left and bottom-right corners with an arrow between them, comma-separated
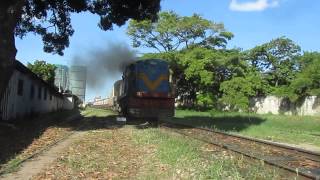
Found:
72,43 -> 136,89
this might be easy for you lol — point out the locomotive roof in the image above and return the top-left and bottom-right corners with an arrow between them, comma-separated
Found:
129,59 -> 168,66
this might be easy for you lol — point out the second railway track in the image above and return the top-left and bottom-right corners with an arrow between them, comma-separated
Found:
160,122 -> 320,180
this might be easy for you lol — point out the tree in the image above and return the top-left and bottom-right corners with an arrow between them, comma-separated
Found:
288,52 -> 320,101
127,11 -> 233,52
0,0 -> 160,100
178,47 -> 246,106
219,71 -> 268,111
245,37 -> 301,88
27,60 -> 56,85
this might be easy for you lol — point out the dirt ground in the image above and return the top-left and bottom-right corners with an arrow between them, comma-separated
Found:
33,128 -> 151,179
1,132 -> 86,180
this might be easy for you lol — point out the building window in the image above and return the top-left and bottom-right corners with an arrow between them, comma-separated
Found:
17,79 -> 24,96
30,84 -> 35,99
44,88 -> 47,100
38,87 -> 42,99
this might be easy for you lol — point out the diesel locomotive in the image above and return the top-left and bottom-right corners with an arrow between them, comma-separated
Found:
113,59 -> 175,119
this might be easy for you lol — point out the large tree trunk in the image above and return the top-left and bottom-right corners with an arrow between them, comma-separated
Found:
0,1 -> 23,102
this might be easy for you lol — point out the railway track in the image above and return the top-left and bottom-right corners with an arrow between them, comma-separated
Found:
160,122 -> 320,180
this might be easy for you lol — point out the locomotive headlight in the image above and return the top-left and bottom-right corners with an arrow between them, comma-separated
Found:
136,91 -> 144,97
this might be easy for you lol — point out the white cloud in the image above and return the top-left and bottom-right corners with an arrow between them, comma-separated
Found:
229,0 -> 279,12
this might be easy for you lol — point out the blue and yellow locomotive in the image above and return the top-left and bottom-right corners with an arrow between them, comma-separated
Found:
115,59 -> 175,119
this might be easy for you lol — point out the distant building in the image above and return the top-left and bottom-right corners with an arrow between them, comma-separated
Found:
54,65 -> 87,103
69,66 -> 87,103
54,65 -> 69,92
92,96 -> 112,107
94,96 -> 102,102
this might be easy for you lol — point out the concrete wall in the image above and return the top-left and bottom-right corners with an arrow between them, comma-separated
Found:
250,96 -> 320,116
0,68 -> 74,121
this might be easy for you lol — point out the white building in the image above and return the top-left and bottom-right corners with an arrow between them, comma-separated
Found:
0,60 -> 75,121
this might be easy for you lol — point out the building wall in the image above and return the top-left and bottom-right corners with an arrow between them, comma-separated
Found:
0,66 -> 74,121
250,96 -> 320,116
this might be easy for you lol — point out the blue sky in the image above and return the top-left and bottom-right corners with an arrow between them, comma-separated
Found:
15,0 -> 320,102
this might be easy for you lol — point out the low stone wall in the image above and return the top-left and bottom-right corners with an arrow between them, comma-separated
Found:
250,96 -> 320,116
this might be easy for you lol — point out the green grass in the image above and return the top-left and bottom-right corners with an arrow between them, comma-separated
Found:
81,107 -> 115,117
172,110 -> 320,148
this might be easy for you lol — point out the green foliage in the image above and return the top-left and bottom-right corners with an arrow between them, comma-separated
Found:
264,52 -> 320,102
180,47 -> 245,88
128,11 -> 233,52
136,15 -> 318,110
289,52 -> 320,101
3,1 -> 160,56
141,47 -> 245,108
180,47 -> 215,88
27,60 -> 56,85
196,92 -> 215,108
141,35 -> 319,110
219,72 -> 267,111
245,37 -> 301,88
178,47 -> 247,108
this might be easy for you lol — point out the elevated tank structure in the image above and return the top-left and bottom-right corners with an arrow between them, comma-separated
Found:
69,66 -> 87,103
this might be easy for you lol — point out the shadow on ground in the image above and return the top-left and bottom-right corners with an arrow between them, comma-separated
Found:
0,109 -> 158,168
168,115 -> 266,132
0,109 -> 80,166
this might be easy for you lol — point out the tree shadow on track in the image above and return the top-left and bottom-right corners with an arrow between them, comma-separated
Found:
167,115 -> 266,132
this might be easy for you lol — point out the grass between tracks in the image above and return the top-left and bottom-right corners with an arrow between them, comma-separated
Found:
34,108 -> 284,179
171,110 -> 320,149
